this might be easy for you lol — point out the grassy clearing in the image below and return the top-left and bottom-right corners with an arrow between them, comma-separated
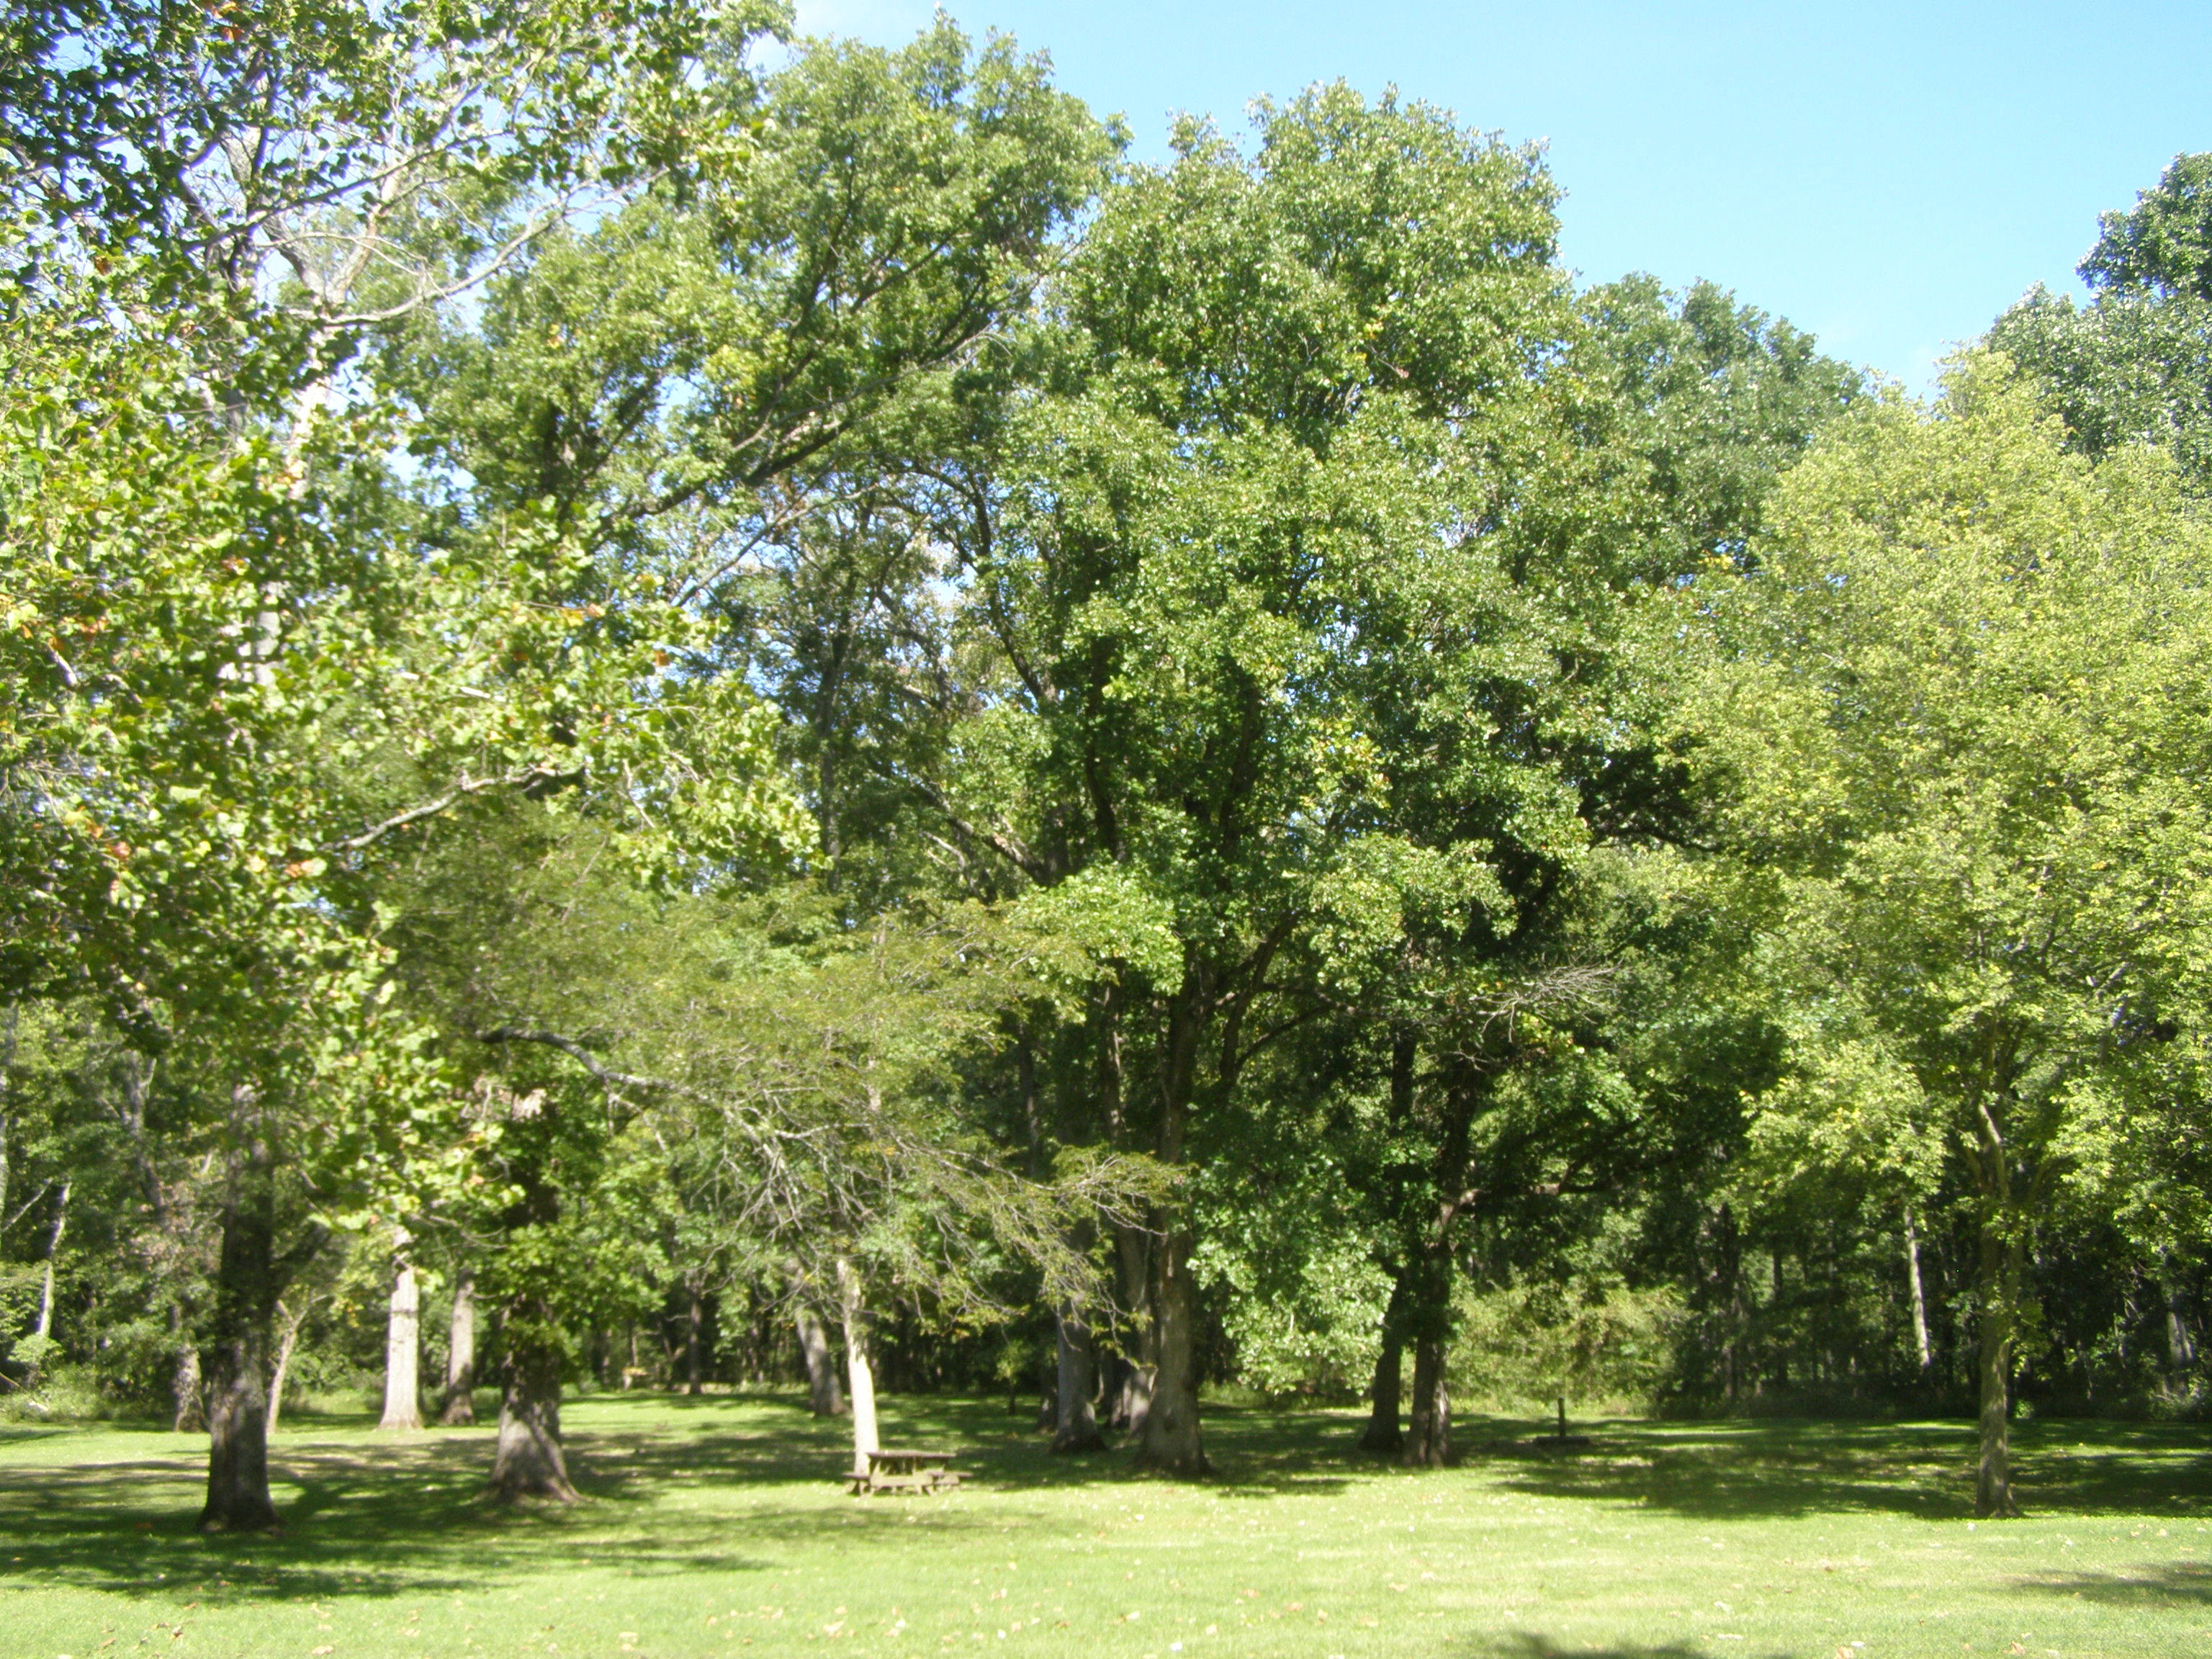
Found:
1,1394 -> 2207,1659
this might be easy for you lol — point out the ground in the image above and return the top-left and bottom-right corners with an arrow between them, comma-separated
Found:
1,1395 -> 2206,1659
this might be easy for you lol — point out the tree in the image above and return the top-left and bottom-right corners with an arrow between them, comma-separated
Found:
1684,355 -> 2212,1514
2081,154 -> 2212,302
355,19 -> 1115,1497
941,84 -> 1583,1475
1994,156 -> 2212,492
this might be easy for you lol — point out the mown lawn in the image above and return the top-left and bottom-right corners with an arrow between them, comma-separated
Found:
1,1393 -> 2207,1659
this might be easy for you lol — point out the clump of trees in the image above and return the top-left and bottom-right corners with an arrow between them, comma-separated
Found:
4,1 -> 2209,1527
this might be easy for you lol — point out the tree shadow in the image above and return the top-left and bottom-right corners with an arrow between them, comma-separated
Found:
5,1398 -> 2206,1610
1466,1419 -> 2212,1521
1457,1635 -> 1770,1659
2011,1561 -> 2212,1607
0,1409 -> 809,1602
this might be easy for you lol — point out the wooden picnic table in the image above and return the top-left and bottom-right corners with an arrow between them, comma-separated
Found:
847,1447 -> 963,1496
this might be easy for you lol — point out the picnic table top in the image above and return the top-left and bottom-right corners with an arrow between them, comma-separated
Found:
867,1447 -> 957,1466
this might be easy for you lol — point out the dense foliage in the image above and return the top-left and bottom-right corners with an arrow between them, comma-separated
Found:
3,4 -> 2207,1524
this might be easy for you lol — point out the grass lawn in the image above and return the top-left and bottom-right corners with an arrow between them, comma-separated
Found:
1,1394 -> 2207,1659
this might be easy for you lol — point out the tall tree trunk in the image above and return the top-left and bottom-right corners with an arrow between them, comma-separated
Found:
1402,1066 -> 1474,1471
1107,1221 -> 1156,1433
1052,1302 -> 1105,1453
1404,1331 -> 1451,1468
1904,1205 -> 1933,1377
1136,984 -> 1208,1477
489,1157 -> 575,1502
796,1300 -> 845,1416
440,1270 -> 477,1425
171,1323 -> 205,1434
26,1179 -> 70,1382
1974,1219 -> 2023,1518
685,1283 -> 706,1395
267,1295 -> 310,1432
837,1257 -> 879,1478
198,1107 -> 284,1532
1136,1218 -> 1207,1475
378,1240 -> 423,1431
1360,1332 -> 1405,1454
0,1008 -> 13,1225
489,1302 -> 577,1502
2162,1258 -> 2197,1381
1362,1036 -> 1416,1456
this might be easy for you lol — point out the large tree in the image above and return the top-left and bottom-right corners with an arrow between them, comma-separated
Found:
1685,355 -> 2212,1514
1993,154 -> 2212,492
943,85 -> 1586,1474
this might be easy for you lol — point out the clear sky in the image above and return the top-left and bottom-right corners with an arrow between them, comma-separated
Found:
791,0 -> 2211,387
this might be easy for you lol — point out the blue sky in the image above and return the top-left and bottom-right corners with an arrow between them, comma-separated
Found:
791,0 -> 2211,387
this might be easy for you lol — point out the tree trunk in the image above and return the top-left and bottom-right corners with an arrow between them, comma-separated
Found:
1052,1302 -> 1105,1453
267,1295 -> 310,1432
796,1301 -> 845,1416
0,1010 -> 13,1226
26,1179 -> 70,1382
440,1270 -> 476,1425
1404,1333 -> 1451,1468
1106,1221 -> 1156,1434
2162,1259 -> 2197,1380
1974,1218 -> 2023,1518
378,1244 -> 423,1431
1359,1334 -> 1405,1454
686,1283 -> 706,1396
1135,1218 -> 1208,1475
198,1110 -> 286,1533
1905,1205 -> 1933,1377
172,1330 -> 205,1434
1401,1068 -> 1472,1472
1135,986 -> 1207,1476
489,1303 -> 577,1502
837,1257 -> 879,1478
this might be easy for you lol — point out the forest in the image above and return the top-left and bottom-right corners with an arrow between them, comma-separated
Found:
4,0 -> 2212,1550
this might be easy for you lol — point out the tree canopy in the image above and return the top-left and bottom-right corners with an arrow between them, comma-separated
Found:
4,6 -> 2210,1529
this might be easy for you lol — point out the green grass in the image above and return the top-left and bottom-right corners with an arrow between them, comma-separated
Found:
1,1394 -> 2208,1659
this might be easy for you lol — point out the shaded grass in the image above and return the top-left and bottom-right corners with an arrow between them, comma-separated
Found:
0,1395 -> 2207,1658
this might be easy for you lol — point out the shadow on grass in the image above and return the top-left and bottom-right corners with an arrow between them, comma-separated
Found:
0,1392 -> 1368,1604
1459,1637 -> 1769,1659
2012,1560 -> 2212,1606
1467,1419 -> 2212,1521
0,1401 -> 831,1603
4,1394 -> 2206,1607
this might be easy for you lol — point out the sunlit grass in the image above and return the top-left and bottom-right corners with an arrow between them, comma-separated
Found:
1,1393 -> 2207,1658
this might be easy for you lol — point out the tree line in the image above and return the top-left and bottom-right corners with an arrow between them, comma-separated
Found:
4,0 -> 2210,1527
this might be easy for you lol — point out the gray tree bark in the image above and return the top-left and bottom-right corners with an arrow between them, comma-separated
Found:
1404,1333 -> 1451,1468
2162,1260 -> 2197,1380
796,1300 -> 845,1416
1904,1205 -> 1933,1376
1134,1218 -> 1207,1475
266,1294 -> 310,1431
686,1283 -> 706,1395
172,1335 -> 205,1433
378,1239 -> 423,1431
198,1107 -> 287,1532
1106,1222 -> 1156,1434
1135,986 -> 1206,1476
440,1269 -> 476,1425
26,1179 -> 69,1382
1974,1223 -> 2023,1518
489,1326 -> 576,1502
1051,1303 -> 1105,1453
837,1257 -> 879,1478
1359,1334 -> 1405,1454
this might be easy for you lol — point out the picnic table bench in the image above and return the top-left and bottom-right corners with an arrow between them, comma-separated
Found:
846,1447 -> 963,1496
